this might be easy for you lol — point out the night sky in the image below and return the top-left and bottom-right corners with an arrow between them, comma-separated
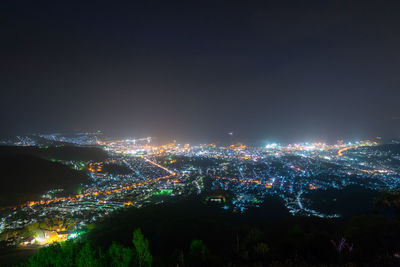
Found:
1,0 -> 400,144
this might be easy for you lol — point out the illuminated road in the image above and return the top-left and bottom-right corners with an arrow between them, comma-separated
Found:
337,147 -> 352,156
216,176 -> 273,188
143,156 -> 176,175
19,157 -> 176,209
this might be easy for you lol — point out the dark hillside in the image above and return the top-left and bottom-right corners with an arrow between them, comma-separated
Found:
0,145 -> 107,162
0,153 -> 88,207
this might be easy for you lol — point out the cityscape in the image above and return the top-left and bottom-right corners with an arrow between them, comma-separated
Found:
1,132 -> 399,248
2,1 -> 400,265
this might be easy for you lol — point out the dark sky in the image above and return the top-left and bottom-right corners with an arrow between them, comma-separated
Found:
1,0 -> 400,144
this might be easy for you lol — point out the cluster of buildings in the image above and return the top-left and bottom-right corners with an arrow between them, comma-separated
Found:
1,133 -> 399,247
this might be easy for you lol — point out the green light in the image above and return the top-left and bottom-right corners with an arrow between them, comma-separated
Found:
154,189 -> 173,196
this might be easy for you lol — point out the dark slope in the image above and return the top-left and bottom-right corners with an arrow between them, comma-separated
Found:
0,145 -> 107,162
0,152 -> 88,207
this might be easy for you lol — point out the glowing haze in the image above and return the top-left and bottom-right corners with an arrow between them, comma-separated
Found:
1,1 -> 399,144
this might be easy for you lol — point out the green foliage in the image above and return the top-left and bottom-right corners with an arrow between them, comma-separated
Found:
26,241 -> 106,267
132,228 -> 153,267
76,242 -> 102,267
24,229 -> 154,267
60,241 -> 80,267
108,242 -> 134,267
27,243 -> 63,266
189,239 -> 209,262
24,241 -> 78,266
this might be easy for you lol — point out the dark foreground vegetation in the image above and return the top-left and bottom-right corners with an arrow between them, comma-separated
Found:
0,145 -> 106,207
15,193 -> 400,266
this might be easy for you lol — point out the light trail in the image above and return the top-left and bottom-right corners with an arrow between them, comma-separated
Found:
337,147 -> 352,156
22,174 -> 174,208
18,157 -> 175,209
142,156 -> 176,175
216,176 -> 267,187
